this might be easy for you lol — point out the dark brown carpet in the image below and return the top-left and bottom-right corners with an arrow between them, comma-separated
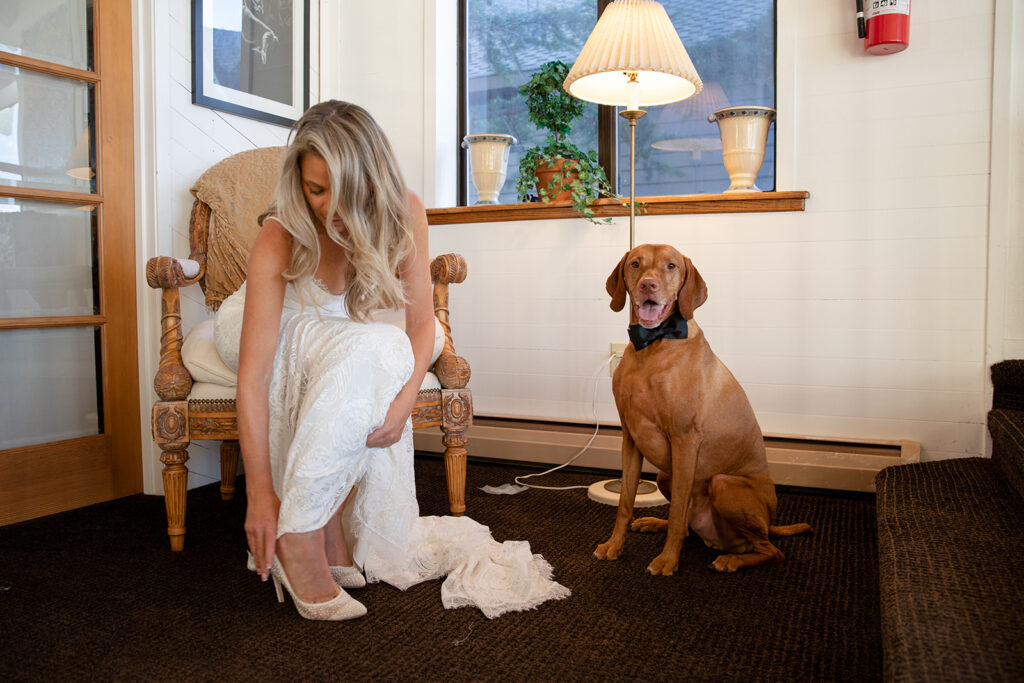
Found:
0,455 -> 880,682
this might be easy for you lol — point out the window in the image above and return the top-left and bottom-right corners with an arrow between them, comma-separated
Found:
461,0 -> 776,205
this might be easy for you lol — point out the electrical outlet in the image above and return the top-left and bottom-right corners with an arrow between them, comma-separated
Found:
609,342 -> 628,376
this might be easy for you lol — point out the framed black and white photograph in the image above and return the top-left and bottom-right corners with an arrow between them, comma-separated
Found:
192,0 -> 309,127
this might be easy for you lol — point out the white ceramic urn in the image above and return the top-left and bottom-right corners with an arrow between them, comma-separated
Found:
708,106 -> 775,193
462,134 -> 516,204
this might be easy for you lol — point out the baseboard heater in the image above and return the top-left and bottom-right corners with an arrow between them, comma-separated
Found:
413,416 -> 921,493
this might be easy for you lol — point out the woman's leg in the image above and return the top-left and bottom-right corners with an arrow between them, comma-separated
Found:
275,528 -> 338,603
323,491 -> 354,567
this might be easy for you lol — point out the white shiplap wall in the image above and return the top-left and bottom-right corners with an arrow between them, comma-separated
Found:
135,0 -> 318,492
343,0 -> 1005,463
134,0 -> 1019,493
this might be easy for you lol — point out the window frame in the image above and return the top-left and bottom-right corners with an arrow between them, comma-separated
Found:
457,0 -> 780,209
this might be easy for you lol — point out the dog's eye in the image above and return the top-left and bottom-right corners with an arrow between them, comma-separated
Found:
629,260 -> 640,269
666,263 -> 677,270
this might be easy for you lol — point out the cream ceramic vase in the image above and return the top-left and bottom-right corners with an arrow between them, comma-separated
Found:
708,106 -> 775,192
462,134 -> 516,204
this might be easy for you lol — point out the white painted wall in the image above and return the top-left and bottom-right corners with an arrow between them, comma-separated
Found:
334,0 -> 1019,463
133,0 -> 1021,495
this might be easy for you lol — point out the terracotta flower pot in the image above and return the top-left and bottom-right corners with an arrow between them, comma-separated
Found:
534,158 -> 579,202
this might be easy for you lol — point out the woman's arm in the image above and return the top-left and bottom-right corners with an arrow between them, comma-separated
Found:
236,218 -> 290,579
366,191 -> 434,448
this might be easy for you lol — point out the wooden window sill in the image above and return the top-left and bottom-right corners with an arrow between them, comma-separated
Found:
426,190 -> 809,226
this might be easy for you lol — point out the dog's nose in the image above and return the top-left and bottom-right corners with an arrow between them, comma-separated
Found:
639,277 -> 659,293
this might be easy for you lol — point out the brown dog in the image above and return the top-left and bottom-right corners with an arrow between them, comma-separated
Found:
599,244 -> 811,574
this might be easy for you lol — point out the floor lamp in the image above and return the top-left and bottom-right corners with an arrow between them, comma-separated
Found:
563,0 -> 702,506
564,0 -> 702,250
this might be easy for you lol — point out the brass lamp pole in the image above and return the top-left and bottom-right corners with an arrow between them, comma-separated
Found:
621,105 -> 645,250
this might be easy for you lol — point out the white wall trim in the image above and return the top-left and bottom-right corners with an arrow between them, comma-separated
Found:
775,0 -> 798,191
987,0 -> 1024,367
133,0 -> 167,495
318,0 -> 342,101
422,0 -> 458,209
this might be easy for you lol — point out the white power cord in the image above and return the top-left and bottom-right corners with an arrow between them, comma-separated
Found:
495,352 -> 617,492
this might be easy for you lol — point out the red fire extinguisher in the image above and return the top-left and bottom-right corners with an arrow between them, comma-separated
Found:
857,0 -> 911,55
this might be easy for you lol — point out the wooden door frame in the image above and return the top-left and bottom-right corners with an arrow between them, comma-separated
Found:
0,0 -> 141,525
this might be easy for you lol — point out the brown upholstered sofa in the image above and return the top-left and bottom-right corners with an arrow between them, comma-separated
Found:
874,359 -> 1024,681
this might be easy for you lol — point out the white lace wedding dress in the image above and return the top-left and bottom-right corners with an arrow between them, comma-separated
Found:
214,277 -> 569,618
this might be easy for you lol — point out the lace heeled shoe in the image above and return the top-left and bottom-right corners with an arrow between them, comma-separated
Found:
270,558 -> 367,621
247,552 -> 366,590
329,565 -> 366,589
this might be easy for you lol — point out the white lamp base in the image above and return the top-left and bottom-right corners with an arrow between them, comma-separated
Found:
587,478 -> 668,507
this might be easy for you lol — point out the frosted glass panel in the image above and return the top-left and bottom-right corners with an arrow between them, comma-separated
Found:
0,0 -> 93,71
0,198 -> 98,317
0,327 -> 101,450
0,65 -> 96,193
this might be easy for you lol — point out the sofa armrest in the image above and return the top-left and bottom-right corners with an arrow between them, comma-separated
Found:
430,253 -> 471,390
991,359 -> 1024,411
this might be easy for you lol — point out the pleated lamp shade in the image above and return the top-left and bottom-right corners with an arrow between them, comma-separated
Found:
563,0 -> 702,109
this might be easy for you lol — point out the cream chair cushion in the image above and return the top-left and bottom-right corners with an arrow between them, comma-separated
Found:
181,316 -> 446,398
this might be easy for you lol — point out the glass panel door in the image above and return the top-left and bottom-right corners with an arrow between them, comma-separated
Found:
0,0 -> 140,526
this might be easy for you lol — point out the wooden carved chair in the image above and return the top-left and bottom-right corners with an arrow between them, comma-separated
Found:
146,147 -> 472,551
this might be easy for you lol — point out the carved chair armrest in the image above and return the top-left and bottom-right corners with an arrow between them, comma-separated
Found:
430,253 -> 471,390
146,256 -> 204,290
146,257 -> 204,403
147,202 -> 218,402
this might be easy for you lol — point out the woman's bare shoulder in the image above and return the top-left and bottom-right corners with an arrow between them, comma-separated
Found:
406,189 -> 425,214
250,216 -> 292,269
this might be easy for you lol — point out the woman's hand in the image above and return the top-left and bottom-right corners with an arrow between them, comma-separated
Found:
244,490 -> 281,581
366,387 -> 416,448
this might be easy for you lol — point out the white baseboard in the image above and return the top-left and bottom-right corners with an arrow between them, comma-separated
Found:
414,417 -> 920,493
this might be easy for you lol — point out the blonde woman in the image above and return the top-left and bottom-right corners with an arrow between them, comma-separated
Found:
214,101 -> 568,621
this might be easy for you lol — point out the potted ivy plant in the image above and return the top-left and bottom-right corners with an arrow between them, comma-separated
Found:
514,60 -> 618,224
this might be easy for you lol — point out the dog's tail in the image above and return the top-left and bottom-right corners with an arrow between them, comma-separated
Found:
769,523 -> 813,536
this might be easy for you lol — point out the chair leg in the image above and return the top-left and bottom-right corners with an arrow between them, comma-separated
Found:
220,440 -> 240,501
440,388 -> 473,516
160,448 -> 189,551
153,400 -> 190,551
442,427 -> 467,516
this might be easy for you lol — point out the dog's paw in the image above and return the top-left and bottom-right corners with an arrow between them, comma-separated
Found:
594,541 -> 622,560
646,553 -> 679,576
710,555 -> 741,573
631,517 -> 668,533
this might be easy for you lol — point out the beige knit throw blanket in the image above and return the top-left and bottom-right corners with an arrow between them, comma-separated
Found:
190,146 -> 286,311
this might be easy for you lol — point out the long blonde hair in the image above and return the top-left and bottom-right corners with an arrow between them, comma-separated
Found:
268,100 -> 413,322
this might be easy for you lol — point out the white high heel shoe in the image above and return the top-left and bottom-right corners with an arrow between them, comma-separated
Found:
329,565 -> 366,589
270,557 -> 367,621
248,552 -> 365,589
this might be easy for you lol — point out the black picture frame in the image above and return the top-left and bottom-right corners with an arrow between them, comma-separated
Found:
191,0 -> 310,127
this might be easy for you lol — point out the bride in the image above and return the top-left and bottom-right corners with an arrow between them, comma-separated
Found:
214,100 -> 568,620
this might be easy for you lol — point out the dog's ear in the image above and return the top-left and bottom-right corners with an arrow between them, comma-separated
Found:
606,253 -> 629,312
677,257 -> 708,319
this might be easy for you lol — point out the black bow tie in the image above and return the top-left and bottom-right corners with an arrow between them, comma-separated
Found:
628,310 -> 689,351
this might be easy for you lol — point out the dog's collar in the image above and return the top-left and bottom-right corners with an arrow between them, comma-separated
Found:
628,310 -> 688,351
